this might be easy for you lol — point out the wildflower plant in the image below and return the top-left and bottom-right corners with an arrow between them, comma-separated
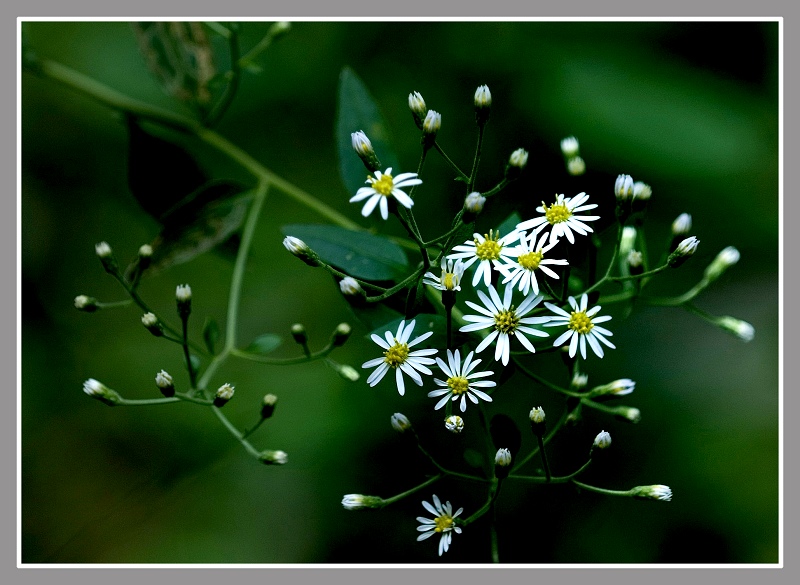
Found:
29,21 -> 758,563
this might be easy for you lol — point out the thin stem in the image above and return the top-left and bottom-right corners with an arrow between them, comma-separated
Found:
380,474 -> 442,507
181,316 -> 197,388
414,440 -> 489,483
363,269 -> 425,303
211,406 -> 261,458
204,25 -> 241,127
230,344 -> 334,365
510,459 -> 592,483
514,359 -> 584,398
536,435 -> 552,482
95,299 -> 133,309
117,397 -> 180,406
512,408 -> 568,472
432,141 -> 469,180
482,178 -> 509,198
608,264 -> 668,282
468,125 -> 485,192
644,279 -> 709,307
460,478 -> 501,526
580,222 -> 624,296
241,417 -> 266,439
571,480 -> 633,498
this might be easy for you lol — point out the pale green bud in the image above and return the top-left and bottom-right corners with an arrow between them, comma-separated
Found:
342,494 -> 384,510
630,484 -> 672,501
704,246 -> 740,282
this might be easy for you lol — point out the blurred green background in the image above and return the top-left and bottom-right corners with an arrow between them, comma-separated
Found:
21,21 -> 779,563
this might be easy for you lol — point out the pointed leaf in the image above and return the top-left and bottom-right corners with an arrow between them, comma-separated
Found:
281,224 -> 408,281
335,67 -> 400,196
244,334 -> 282,355
203,318 -> 220,355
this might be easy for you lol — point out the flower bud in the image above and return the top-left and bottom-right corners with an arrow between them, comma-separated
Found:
268,21 -> 292,40
141,312 -> 163,337
717,316 -> 755,342
351,130 -> 381,172
630,484 -> 672,502
632,181 -> 652,201
259,450 -> 288,465
571,373 -> 589,390
391,412 -> 412,433
342,494 -> 384,510
283,236 -> 321,267
529,406 -> 546,436
619,226 -> 637,259
592,430 -> 612,451
473,85 -> 491,125
175,284 -> 192,319
614,174 -> 634,202
339,277 -> 364,297
214,383 -> 235,407
422,110 -> 441,137
560,136 -> 580,158
616,406 -> 642,423
566,156 -> 586,176
335,363 -> 360,382
494,448 -> 512,478
668,236 -> 699,268
589,378 -> 635,398
260,393 -> 278,418
462,192 -> 486,223
704,246 -> 740,283
626,250 -> 643,275
82,378 -> 121,406
505,148 -> 529,180
444,415 -> 464,434
290,323 -> 307,345
95,241 -> 118,275
671,213 -> 692,236
155,370 -> 175,397
74,295 -> 99,313
332,322 -> 352,347
138,244 -> 153,271
408,91 -> 427,128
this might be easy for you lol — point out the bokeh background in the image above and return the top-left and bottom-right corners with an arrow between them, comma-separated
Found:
21,21 -> 779,563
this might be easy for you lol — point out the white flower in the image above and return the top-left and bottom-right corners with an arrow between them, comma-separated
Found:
560,136 -> 580,158
516,192 -> 600,245
460,283 -> 550,366
500,231 -> 568,295
447,229 -> 519,288
631,485 -> 673,502
508,148 -> 529,169
423,258 -> 466,292
417,495 -> 463,556
444,415 -> 464,433
428,349 -> 495,412
361,320 -> 437,396
672,213 -> 692,235
349,167 -> 422,220
529,406 -> 546,424
545,294 -> 615,359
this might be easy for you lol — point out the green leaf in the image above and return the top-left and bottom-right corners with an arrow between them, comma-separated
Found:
463,448 -> 484,469
335,66 -> 399,196
188,354 -> 202,374
281,224 -> 408,281
347,304 -> 403,334
203,318 -> 220,355
497,211 -> 522,237
244,334 -> 282,355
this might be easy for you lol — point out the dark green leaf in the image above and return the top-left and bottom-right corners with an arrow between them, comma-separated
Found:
188,354 -> 202,374
244,334 -> 282,355
497,211 -> 522,237
347,303 -> 403,334
281,224 -> 408,281
203,318 -> 220,355
335,67 -> 400,196
463,448 -> 484,469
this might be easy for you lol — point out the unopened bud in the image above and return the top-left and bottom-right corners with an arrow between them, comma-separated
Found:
717,316 -> 755,342
571,373 -> 589,390
336,364 -> 360,382
668,237 -> 699,268
261,393 -> 278,418
259,449 -> 288,465
283,236 -> 321,267
592,430 -> 612,451
626,250 -> 643,275
176,284 -> 192,319
474,85 -> 491,125
632,181 -> 651,201
422,110 -> 441,137
141,312 -> 163,337
616,406 -> 642,423
332,322 -> 352,346
619,226 -> 637,259
567,156 -> 586,176
614,175 -> 635,202
505,148 -> 529,180
82,378 -> 121,406
704,246 -> 740,283
494,448 -> 512,478
391,412 -> 412,433
630,484 -> 672,502
351,130 -> 381,172
95,241 -> 118,274
339,277 -> 364,297
408,91 -> 427,128
342,494 -> 384,510
138,244 -> 153,270
155,370 -> 175,397
268,21 -> 292,39
291,323 -> 307,345
445,415 -> 464,434
529,406 -> 546,436
462,192 -> 486,222
560,136 -> 580,158
671,213 -> 692,236
214,383 -> 235,407
589,378 -> 635,398
74,295 -> 99,312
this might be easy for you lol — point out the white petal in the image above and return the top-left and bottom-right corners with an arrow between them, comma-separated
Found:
569,330 -> 580,357
362,356 -> 386,368
370,334 -> 390,350
350,187 -> 376,201
515,331 -> 538,354
436,357 -> 454,379
366,363 -> 389,386
475,329 -> 499,353
553,329 -> 574,347
360,195 -> 381,217
422,500 -> 438,516
586,333 -> 604,358
395,368 -> 406,395
379,196 -> 389,220
579,334 -> 587,360
392,189 -> 414,209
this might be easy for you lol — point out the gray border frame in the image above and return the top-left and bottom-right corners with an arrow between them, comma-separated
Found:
10,0 -> 793,584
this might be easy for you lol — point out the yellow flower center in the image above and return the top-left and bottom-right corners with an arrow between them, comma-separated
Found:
371,172 -> 394,196
446,376 -> 470,395
383,341 -> 409,368
434,515 -> 454,532
474,230 -> 503,261
518,250 -> 543,271
543,200 -> 572,225
494,307 -> 520,334
568,311 -> 594,334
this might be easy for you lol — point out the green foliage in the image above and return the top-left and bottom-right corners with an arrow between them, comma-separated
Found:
243,334 -> 283,355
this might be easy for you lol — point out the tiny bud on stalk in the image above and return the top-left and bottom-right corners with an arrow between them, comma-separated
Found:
261,393 -> 278,418
445,415 -> 464,434
74,295 -> 99,312
630,484 -> 673,502
351,130 -> 381,172
283,236 -> 321,267
82,378 -> 122,406
529,406 -> 546,436
332,322 -> 352,347
342,494 -> 384,510
95,241 -> 119,275
592,430 -> 612,452
567,156 -> 586,176
494,448 -> 512,479
473,84 -> 491,125
155,370 -> 175,397
668,237 -> 699,268
141,312 -> 163,337
291,323 -> 307,345
408,91 -> 427,129
214,383 -> 235,407
391,412 -> 412,433
259,450 -> 288,465
175,284 -> 192,319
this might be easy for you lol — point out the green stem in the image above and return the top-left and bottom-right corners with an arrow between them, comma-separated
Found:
608,264 -> 668,282
571,479 -> 633,498
512,408 -> 568,472
433,140 -> 469,180
204,25 -> 241,127
181,316 -> 197,388
95,299 -> 133,309
580,222 -> 624,296
380,474 -> 443,507
468,125 -> 485,192
536,434 -> 551,482
229,344 -> 334,365
414,440 -> 489,483
510,459 -> 591,483
460,478 -> 501,526
482,178 -> 509,198
513,360 -> 583,398
211,406 -> 261,458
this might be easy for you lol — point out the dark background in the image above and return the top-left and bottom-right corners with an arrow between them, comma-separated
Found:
21,21 -> 778,563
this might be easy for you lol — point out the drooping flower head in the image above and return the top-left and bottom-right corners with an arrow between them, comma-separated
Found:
545,294 -> 615,359
349,167 -> 422,220
361,320 -> 437,396
516,192 -> 600,245
416,495 -> 463,556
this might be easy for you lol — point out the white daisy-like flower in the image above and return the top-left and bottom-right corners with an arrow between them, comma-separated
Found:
500,231 -> 569,295
428,349 -> 495,412
516,192 -> 600,245
416,495 -> 463,556
349,167 -> 422,220
423,258 -> 466,292
447,229 -> 519,288
460,283 -> 550,366
544,294 -> 615,359
361,320 -> 437,396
